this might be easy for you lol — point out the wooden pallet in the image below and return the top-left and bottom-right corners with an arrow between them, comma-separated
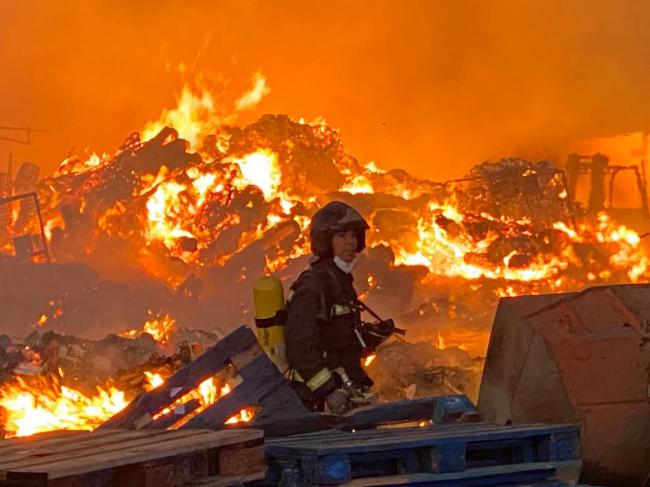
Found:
257,395 -> 480,437
100,325 -> 307,431
263,422 -> 581,486
0,428 -> 264,486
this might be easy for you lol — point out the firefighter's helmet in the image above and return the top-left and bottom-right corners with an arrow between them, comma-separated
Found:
310,201 -> 369,257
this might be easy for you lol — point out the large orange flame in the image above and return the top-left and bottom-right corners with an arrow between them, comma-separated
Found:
0,366 -> 254,438
0,374 -> 129,438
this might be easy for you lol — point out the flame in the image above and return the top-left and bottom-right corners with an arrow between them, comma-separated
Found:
340,175 -> 374,194
235,70 -> 271,111
43,213 -> 65,241
0,364 -> 255,438
434,330 -> 446,350
231,149 -> 282,199
0,375 -> 129,438
143,371 -> 165,390
55,152 -> 111,176
381,199 -> 650,288
225,408 -> 255,424
119,313 -> 176,346
363,354 -> 377,367
142,85 -> 218,152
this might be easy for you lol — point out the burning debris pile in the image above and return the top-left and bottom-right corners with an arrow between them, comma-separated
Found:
32,108 -> 650,327
2,78 -> 650,438
0,319 -> 231,438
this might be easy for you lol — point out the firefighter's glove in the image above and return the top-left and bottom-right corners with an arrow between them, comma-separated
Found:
325,389 -> 351,415
360,319 -> 396,351
344,384 -> 378,406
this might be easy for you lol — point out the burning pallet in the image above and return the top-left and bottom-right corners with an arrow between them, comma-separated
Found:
0,428 -> 264,486
100,325 -> 306,431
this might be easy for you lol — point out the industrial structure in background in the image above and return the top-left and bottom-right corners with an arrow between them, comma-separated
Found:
0,126 -> 50,263
0,161 -> 49,263
566,152 -> 649,225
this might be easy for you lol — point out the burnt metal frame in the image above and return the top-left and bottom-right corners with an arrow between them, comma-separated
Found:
0,191 -> 50,262
567,154 -> 650,216
606,165 -> 649,215
441,168 -> 577,228
0,125 -> 49,145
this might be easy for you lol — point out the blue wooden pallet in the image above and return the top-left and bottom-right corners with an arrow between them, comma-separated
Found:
334,467 -> 584,486
262,422 -> 580,486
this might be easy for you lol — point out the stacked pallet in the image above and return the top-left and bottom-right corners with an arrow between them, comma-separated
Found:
0,428 -> 264,486
262,422 -> 582,486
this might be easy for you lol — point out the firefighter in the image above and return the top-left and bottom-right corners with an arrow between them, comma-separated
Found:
285,201 -> 394,414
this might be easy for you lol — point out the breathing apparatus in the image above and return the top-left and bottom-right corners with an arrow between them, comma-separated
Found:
252,275 -> 289,373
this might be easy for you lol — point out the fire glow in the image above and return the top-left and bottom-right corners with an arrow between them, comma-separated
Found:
37,75 -> 650,294
0,369 -> 254,438
0,374 -> 128,438
4,72 -> 650,439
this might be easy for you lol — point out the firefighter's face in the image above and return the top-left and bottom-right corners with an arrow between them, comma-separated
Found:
332,229 -> 357,262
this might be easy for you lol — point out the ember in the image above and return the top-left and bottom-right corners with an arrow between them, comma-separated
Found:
225,408 -> 255,425
363,354 -> 377,367
434,331 -> 446,350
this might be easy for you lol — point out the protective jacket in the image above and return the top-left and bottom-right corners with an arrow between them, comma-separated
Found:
285,257 -> 372,409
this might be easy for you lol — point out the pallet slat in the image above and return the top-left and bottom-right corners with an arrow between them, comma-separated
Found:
267,423 -> 579,455
0,430 -> 172,467
189,471 -> 266,486
341,462 -> 573,486
1,430 -> 212,472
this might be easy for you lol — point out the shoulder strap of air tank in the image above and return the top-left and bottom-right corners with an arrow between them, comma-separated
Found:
307,264 -> 333,322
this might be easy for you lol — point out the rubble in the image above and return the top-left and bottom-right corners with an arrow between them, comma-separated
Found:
0,321 -> 221,396
366,338 -> 483,403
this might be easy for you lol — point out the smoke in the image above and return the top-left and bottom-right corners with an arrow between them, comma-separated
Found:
2,0 -> 650,180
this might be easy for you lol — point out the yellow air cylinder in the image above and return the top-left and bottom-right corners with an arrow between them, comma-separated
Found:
253,276 -> 288,373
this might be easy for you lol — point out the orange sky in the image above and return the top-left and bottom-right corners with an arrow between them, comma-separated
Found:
2,0 -> 650,180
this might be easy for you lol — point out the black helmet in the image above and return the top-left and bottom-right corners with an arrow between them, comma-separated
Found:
310,201 -> 370,257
